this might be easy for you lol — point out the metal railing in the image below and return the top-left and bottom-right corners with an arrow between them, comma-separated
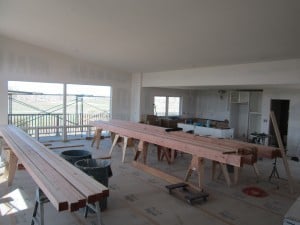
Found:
8,112 -> 110,138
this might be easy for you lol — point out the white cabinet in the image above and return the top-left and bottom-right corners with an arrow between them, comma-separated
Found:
177,123 -> 234,139
248,92 -> 262,138
229,91 -> 263,140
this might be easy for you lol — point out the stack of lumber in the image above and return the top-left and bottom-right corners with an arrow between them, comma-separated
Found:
0,125 -> 108,212
91,120 -> 281,166
91,120 -> 244,167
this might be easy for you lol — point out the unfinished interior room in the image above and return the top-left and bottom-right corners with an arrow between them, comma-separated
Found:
0,1 -> 300,225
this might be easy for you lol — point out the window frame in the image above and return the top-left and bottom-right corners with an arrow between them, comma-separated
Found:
154,96 -> 182,117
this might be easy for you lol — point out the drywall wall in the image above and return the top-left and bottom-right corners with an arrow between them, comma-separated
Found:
0,35 -> 132,124
195,90 -> 230,121
140,87 -> 197,118
261,88 -> 300,156
142,59 -> 300,88
130,73 -> 142,122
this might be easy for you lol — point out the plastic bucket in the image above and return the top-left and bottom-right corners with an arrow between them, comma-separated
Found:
75,158 -> 112,210
60,150 -> 92,165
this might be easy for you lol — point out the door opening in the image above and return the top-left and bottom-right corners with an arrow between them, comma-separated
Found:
269,99 -> 290,148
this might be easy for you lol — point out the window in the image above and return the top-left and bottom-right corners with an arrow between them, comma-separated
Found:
8,81 -> 111,139
154,96 -> 181,117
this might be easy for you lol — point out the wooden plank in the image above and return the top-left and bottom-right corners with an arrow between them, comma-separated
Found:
0,128 -> 70,211
91,128 -> 102,149
131,161 -> 202,192
91,120 -> 242,167
132,161 -> 182,183
106,120 -> 259,164
114,120 -> 240,154
15,126 -> 109,200
3,127 -> 84,211
6,150 -> 18,186
270,111 -> 294,193
171,130 -> 279,159
0,125 -> 110,214
48,144 -> 84,150
8,126 -> 108,203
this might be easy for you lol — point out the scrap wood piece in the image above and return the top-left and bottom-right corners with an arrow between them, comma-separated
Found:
48,144 -> 85,150
43,143 -> 52,147
132,161 -> 209,205
91,128 -> 102,149
131,161 -> 202,192
270,111 -> 294,194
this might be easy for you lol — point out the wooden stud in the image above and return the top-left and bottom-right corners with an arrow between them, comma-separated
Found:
6,150 -> 18,186
91,128 -> 102,149
270,111 -> 294,193
184,155 -> 205,189
108,133 -> 120,156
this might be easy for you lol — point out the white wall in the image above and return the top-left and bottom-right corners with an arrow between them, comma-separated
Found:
0,35 -> 132,124
142,59 -> 300,88
261,88 -> 300,156
140,87 -> 197,118
130,73 -> 142,122
195,90 -> 230,121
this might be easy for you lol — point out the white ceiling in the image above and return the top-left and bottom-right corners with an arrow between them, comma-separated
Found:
0,0 -> 299,73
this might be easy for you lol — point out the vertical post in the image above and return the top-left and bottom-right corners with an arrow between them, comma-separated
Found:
63,84 -> 67,142
55,114 -> 60,136
81,96 -> 84,134
270,111 -> 294,193
7,151 -> 18,186
75,95 -> 79,125
8,93 -> 12,124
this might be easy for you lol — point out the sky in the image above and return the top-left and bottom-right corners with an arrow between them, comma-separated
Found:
8,81 -> 111,97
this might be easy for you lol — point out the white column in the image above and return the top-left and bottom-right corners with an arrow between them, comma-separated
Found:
63,83 -> 67,141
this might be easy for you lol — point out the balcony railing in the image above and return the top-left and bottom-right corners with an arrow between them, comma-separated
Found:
8,112 -> 110,139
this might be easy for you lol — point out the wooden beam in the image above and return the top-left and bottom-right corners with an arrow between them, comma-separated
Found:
171,130 -> 279,159
10,126 -> 108,203
0,125 -> 109,213
270,111 -> 294,193
91,120 -> 242,167
132,161 -> 202,191
6,150 -> 18,186
48,144 -> 84,150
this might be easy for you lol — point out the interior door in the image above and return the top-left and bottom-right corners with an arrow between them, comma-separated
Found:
269,99 -> 290,148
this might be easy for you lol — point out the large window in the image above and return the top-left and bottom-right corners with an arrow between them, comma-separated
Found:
154,96 -> 181,117
8,81 -> 111,139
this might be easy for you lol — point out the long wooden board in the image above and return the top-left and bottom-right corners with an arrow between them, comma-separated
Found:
91,120 -> 242,167
270,111 -> 294,193
109,119 -> 280,159
0,125 -> 109,212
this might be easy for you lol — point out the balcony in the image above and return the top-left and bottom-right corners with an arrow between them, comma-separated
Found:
8,112 -> 110,140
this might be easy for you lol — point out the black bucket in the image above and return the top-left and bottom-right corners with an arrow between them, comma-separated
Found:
60,150 -> 92,165
75,158 -> 112,210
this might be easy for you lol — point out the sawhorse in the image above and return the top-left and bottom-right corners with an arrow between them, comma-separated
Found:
109,133 -> 137,163
31,188 -> 103,225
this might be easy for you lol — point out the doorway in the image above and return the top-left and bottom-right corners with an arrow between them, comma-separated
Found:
269,99 -> 290,148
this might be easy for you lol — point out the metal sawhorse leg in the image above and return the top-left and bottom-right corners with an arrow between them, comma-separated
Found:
31,188 -> 103,225
84,202 -> 102,225
31,188 -> 49,225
